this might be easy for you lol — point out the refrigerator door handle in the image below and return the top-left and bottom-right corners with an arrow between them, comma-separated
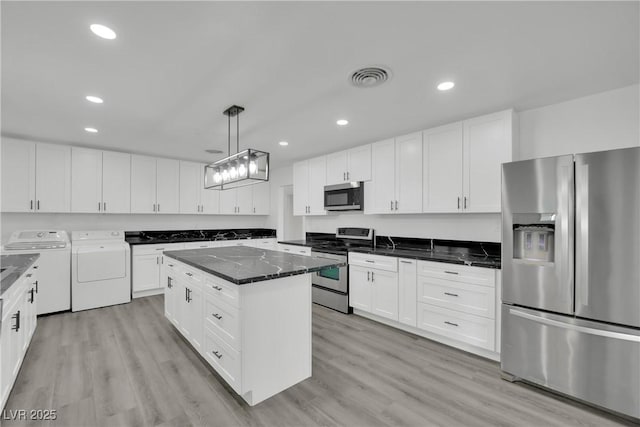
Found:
575,163 -> 589,308
509,308 -> 640,342
557,160 -> 575,308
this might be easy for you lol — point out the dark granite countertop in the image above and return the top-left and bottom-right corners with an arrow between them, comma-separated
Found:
280,234 -> 501,269
125,228 -> 276,245
164,246 -> 345,285
1,253 -> 40,297
349,247 -> 501,269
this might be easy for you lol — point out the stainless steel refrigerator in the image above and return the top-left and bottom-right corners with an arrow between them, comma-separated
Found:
501,147 -> 640,419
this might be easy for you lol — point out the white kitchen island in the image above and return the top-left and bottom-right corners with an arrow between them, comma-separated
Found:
162,245 -> 343,406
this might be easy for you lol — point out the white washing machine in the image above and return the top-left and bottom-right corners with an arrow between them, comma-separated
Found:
71,230 -> 131,312
3,230 -> 71,315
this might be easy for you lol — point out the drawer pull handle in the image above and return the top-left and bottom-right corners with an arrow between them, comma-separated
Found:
212,350 -> 223,359
26,274 -> 32,278
365,260 -> 375,263
400,260 -> 413,264
155,248 -> 165,251
212,313 -> 223,320
211,285 -> 223,291
185,272 -> 193,277
444,292 -> 459,297
444,321 -> 459,327
168,264 -> 174,267
444,271 -> 459,275
12,310 -> 20,332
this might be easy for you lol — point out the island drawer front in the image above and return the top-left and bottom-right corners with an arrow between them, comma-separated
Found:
279,244 -> 311,256
417,276 -> 496,319
417,303 -> 495,351
181,267 -> 204,290
204,277 -> 240,308
417,261 -> 495,287
205,294 -> 241,351
164,258 -> 182,275
349,253 -> 398,272
204,326 -> 241,394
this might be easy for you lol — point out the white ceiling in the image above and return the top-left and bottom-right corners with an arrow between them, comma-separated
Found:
2,1 -> 638,168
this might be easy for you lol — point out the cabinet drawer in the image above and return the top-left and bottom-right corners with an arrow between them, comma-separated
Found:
417,303 -> 495,351
279,244 -> 311,256
418,276 -> 495,319
183,241 -> 215,249
180,265 -> 204,287
133,243 -> 185,256
205,294 -> 241,351
349,253 -> 398,272
203,276 -> 240,308
417,260 -> 495,287
204,326 -> 241,394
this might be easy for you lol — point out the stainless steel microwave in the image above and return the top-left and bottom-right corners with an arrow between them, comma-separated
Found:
324,182 -> 364,211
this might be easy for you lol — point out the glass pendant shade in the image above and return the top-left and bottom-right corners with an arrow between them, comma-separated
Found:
205,148 -> 269,190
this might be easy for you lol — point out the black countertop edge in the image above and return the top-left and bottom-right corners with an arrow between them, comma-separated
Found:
125,228 -> 277,245
1,253 -> 40,297
163,247 -> 345,285
278,232 -> 336,247
349,247 -> 500,269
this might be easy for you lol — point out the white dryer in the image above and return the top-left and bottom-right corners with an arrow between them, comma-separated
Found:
3,230 -> 71,315
71,230 -> 131,312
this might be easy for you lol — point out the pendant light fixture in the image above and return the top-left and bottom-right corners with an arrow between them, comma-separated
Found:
204,105 -> 269,190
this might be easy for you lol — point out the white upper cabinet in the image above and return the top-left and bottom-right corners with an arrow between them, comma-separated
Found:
394,132 -> 423,213
325,151 -> 348,186
368,139 -> 396,214
1,139 -> 36,212
367,135 -> 422,214
236,185 -> 253,214
293,160 -> 309,216
463,110 -> 514,213
251,182 -> 270,215
293,156 -> 326,216
102,151 -> 131,213
131,155 -> 157,214
200,164 -> 220,214
35,143 -> 71,213
72,148 -> 131,214
325,144 -> 372,185
423,122 -> 464,212
155,158 -> 180,214
179,161 -> 200,214
219,188 -> 238,215
131,155 -> 179,214
71,147 -> 103,213
422,110 -> 515,213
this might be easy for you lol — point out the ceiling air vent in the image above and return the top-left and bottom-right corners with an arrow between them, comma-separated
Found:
349,66 -> 391,88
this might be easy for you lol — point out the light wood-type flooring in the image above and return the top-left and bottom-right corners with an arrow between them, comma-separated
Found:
3,295 -> 635,427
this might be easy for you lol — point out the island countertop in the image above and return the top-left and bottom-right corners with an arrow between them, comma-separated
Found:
163,246 -> 345,285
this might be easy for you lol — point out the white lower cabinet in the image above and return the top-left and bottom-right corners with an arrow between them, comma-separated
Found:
398,258 -> 417,327
348,254 -> 399,321
165,258 -> 312,406
132,243 -> 185,297
349,253 -> 500,359
1,263 -> 38,410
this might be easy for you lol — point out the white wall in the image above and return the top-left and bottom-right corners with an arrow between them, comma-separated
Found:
1,213 -> 266,243
518,84 -> 639,160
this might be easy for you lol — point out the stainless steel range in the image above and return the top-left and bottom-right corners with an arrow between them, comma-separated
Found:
310,227 -> 374,314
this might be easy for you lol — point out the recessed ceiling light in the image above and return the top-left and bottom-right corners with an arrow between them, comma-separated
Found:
84,127 -> 98,133
437,81 -> 455,91
279,141 -> 289,146
90,24 -> 116,40
85,95 -> 103,104
336,119 -> 349,126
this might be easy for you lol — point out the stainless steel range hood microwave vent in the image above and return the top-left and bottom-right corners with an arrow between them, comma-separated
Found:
324,182 -> 364,211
